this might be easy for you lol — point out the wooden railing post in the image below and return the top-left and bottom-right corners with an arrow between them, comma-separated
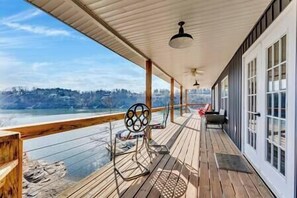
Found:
185,89 -> 188,113
146,59 -> 152,139
0,131 -> 22,198
180,85 -> 183,116
145,59 -> 152,110
170,78 -> 174,122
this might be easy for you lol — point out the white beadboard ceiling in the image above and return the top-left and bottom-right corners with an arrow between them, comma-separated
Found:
27,0 -> 271,89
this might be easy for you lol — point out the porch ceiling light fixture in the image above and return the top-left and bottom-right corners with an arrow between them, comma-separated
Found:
193,80 -> 200,88
169,21 -> 193,49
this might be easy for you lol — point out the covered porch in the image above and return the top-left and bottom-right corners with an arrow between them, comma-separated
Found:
0,0 -> 295,197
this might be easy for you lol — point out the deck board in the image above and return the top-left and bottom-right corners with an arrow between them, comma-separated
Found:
59,114 -> 274,198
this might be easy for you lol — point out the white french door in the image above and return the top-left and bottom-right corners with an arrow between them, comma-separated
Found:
244,45 -> 262,169
243,2 -> 296,197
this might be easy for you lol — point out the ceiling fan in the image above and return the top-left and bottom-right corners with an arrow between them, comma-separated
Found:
184,68 -> 204,77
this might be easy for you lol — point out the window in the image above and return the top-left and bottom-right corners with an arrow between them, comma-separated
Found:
266,35 -> 287,176
211,89 -> 215,110
221,76 -> 228,117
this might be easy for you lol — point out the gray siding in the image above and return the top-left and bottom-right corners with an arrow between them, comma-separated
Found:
212,0 -> 292,150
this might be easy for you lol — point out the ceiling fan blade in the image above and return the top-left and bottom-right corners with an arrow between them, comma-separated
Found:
195,71 -> 204,74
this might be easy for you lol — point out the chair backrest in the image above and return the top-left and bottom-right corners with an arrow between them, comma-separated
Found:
161,103 -> 170,127
124,103 -> 151,133
204,104 -> 210,111
198,103 -> 210,116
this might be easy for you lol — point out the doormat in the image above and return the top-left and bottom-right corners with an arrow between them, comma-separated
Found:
215,153 -> 252,173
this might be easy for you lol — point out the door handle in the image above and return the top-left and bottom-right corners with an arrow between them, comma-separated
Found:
255,112 -> 261,117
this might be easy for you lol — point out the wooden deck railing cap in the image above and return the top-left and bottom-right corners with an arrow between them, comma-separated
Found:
0,105 -> 186,140
0,131 -> 20,141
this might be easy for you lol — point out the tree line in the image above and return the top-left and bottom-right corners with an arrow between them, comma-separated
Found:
0,87 -> 210,109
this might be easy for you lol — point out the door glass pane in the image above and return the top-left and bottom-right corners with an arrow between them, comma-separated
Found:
280,149 -> 285,175
268,70 -> 273,91
248,63 -> 250,77
254,77 -> 256,94
273,145 -> 278,168
267,140 -> 271,162
267,94 -> 272,115
248,130 -> 251,144
273,93 -> 279,117
251,96 -> 254,113
274,41 -> 279,66
248,80 -> 251,94
280,120 -> 286,148
281,63 -> 286,90
251,78 -> 254,94
267,118 -> 272,139
251,61 -> 254,77
255,95 -> 257,111
273,119 -> 279,144
251,130 -> 254,146
254,133 -> 257,149
281,35 -> 286,62
281,92 -> 286,118
254,58 -> 257,74
268,46 -> 272,68
273,67 -> 279,91
248,113 -> 252,129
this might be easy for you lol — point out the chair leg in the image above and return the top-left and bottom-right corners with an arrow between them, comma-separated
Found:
112,137 -> 117,167
146,128 -> 170,155
113,136 -> 150,181
144,138 -> 153,163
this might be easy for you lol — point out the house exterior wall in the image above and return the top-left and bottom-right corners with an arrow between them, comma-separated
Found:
212,0 -> 292,150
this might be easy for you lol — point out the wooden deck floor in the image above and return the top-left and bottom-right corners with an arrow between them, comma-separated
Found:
60,114 -> 274,198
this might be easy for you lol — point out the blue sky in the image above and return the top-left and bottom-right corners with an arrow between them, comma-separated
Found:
0,0 -> 168,92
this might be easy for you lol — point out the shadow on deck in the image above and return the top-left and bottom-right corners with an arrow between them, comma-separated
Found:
59,114 -> 273,198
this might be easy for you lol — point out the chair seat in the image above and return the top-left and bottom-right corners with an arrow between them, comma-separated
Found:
116,130 -> 144,140
149,123 -> 166,129
205,115 -> 225,123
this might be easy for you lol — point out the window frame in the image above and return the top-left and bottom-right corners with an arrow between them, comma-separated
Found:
221,76 -> 229,118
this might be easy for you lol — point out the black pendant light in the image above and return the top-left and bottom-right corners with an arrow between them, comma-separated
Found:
193,80 -> 200,88
169,21 -> 193,49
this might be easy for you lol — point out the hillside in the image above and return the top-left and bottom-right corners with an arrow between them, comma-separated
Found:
0,87 -> 210,109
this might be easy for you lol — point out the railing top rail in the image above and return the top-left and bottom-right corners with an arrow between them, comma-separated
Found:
0,105 -> 186,140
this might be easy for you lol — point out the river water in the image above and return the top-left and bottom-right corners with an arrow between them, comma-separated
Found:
0,109 -> 163,181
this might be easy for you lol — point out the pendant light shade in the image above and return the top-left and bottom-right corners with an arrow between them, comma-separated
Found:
193,80 -> 200,88
169,21 -> 193,49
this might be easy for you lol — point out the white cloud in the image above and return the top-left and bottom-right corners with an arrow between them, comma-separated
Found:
31,62 -> 52,71
2,9 -> 42,23
2,22 -> 71,37
1,9 -> 72,37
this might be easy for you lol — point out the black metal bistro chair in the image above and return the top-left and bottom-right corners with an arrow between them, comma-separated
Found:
149,103 -> 170,129
148,103 -> 170,154
113,103 -> 151,181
